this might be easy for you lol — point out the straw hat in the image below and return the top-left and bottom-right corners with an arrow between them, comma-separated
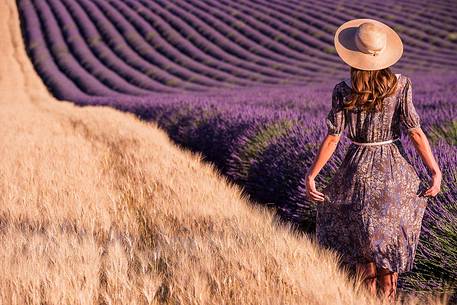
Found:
334,18 -> 403,70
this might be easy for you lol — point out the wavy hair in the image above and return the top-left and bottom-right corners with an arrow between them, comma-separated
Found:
343,67 -> 399,113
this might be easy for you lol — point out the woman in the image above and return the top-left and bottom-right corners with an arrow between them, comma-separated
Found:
304,19 -> 442,302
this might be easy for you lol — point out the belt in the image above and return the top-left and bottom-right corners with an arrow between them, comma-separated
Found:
350,138 -> 400,146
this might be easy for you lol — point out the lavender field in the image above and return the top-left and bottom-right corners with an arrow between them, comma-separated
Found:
17,0 -> 457,302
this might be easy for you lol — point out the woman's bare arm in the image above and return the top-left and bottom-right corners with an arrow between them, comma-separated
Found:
305,134 -> 341,202
407,127 -> 442,197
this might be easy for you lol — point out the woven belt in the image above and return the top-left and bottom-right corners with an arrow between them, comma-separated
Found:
350,138 -> 400,146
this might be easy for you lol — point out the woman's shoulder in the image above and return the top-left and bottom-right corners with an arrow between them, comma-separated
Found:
332,79 -> 351,98
395,73 -> 413,87
332,78 -> 350,92
330,80 -> 352,106
396,74 -> 412,94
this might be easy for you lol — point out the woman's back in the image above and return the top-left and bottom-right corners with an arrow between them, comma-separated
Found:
331,74 -> 421,144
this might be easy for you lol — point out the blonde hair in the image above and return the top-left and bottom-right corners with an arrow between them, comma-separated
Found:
343,67 -> 398,113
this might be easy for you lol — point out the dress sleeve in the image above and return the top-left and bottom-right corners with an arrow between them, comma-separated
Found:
325,84 -> 346,135
400,77 -> 421,131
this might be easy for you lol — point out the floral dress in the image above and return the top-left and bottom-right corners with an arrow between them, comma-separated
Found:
316,74 -> 429,274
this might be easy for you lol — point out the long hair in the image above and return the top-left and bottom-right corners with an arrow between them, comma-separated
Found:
343,67 -> 398,113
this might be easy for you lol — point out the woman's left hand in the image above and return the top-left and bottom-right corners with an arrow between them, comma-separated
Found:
305,176 -> 325,202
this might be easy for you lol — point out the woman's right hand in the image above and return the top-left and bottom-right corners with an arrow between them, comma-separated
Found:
423,172 -> 442,197
305,175 -> 325,203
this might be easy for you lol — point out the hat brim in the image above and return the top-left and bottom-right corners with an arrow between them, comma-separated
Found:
334,18 -> 403,71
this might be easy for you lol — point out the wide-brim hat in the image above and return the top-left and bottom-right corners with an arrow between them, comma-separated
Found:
334,18 -> 403,71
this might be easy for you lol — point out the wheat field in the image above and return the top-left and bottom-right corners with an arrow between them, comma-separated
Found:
0,1 -> 451,304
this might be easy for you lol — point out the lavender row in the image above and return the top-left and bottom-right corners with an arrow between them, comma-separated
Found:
210,0 -> 456,65
19,0 -> 457,96
139,0 -> 321,78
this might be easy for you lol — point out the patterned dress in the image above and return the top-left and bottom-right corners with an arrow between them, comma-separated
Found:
316,74 -> 429,274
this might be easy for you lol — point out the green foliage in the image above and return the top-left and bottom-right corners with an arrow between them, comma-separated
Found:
53,44 -> 69,55
447,32 -> 457,42
87,36 -> 102,47
323,46 -> 336,54
399,204 -> 457,302
230,119 -> 296,184
429,120 -> 457,146
145,32 -> 155,41
145,68 -> 156,77
165,79 -> 179,86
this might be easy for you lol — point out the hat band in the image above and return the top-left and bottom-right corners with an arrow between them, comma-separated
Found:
355,35 -> 386,56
